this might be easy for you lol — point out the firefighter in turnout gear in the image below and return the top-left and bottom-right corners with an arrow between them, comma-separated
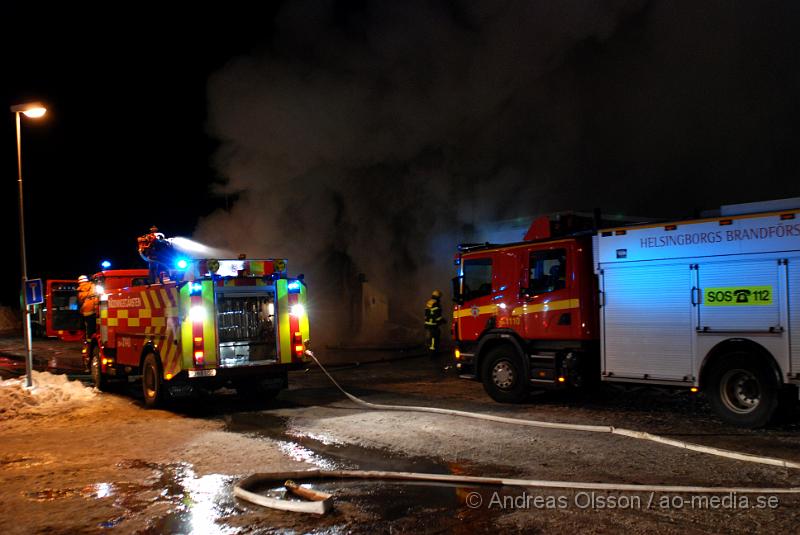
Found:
77,275 -> 98,339
425,290 -> 445,352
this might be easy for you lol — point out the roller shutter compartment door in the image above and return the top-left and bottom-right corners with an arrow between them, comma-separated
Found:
602,263 -> 694,381
697,260 -> 781,333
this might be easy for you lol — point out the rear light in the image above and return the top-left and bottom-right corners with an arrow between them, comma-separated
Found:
293,331 -> 304,356
290,304 -> 305,317
193,333 -> 204,365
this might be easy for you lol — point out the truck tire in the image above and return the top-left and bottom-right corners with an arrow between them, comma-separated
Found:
707,352 -> 779,428
90,345 -> 109,392
142,353 -> 164,409
481,345 -> 528,403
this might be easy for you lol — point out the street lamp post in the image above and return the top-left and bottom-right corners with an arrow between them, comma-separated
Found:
11,101 -> 47,388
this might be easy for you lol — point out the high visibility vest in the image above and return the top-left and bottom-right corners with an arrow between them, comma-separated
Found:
425,302 -> 443,326
77,281 -> 98,317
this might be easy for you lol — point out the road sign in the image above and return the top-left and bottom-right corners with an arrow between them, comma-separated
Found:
25,278 -> 43,305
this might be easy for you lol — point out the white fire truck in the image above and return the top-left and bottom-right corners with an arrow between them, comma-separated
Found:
453,198 -> 800,427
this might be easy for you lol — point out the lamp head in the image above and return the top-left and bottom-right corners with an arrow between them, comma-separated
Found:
10,102 -> 47,118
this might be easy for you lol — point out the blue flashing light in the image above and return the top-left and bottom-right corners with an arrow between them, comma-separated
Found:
100,260 -> 112,269
190,282 -> 203,295
176,259 -> 189,270
288,280 -> 302,293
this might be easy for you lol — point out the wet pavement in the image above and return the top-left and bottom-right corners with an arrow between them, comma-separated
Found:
0,333 -> 85,379
220,412 -> 514,534
2,334 -> 800,533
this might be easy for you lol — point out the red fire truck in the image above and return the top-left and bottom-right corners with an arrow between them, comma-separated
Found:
452,199 -> 800,427
86,232 -> 311,407
43,280 -> 83,341
29,280 -> 83,341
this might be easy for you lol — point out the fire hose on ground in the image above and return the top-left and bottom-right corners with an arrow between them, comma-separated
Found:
233,351 -> 800,514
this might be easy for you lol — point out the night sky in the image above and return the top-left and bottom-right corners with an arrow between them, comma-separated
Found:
4,2 -> 800,336
1,4 -> 280,305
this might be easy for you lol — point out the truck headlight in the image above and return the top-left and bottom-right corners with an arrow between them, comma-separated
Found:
190,306 -> 206,322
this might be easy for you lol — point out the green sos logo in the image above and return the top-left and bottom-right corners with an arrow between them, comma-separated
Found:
704,286 -> 773,306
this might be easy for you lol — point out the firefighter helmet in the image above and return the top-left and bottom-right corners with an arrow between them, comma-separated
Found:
431,289 -> 443,299
78,275 -> 89,283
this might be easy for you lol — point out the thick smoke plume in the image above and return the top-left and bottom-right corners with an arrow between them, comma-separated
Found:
195,1 -> 800,345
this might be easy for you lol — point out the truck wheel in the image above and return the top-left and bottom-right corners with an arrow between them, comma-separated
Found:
142,353 -> 164,409
90,345 -> 109,392
481,346 -> 528,403
707,352 -> 779,428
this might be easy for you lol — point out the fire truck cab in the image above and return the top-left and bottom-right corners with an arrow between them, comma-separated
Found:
452,220 -> 599,403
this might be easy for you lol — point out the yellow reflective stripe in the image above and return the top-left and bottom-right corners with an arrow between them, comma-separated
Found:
453,304 -> 499,319
141,290 -> 152,310
180,283 -> 193,370
202,280 -> 217,366
299,283 -> 310,353
276,279 -> 291,363
511,299 -> 580,316
453,299 -> 580,319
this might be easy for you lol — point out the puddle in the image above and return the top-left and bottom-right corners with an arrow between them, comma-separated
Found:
225,412 -> 453,474
113,460 -> 241,534
23,460 -> 242,533
223,412 -> 516,532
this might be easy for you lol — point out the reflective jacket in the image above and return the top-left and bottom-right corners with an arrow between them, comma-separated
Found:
77,281 -> 98,317
424,298 -> 445,327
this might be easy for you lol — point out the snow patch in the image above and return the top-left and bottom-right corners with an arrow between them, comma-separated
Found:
0,371 -> 95,420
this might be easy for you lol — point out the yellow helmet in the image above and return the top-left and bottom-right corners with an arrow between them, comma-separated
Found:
431,289 -> 443,298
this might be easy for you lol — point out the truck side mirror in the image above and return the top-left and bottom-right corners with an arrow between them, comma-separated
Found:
451,276 -> 464,305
